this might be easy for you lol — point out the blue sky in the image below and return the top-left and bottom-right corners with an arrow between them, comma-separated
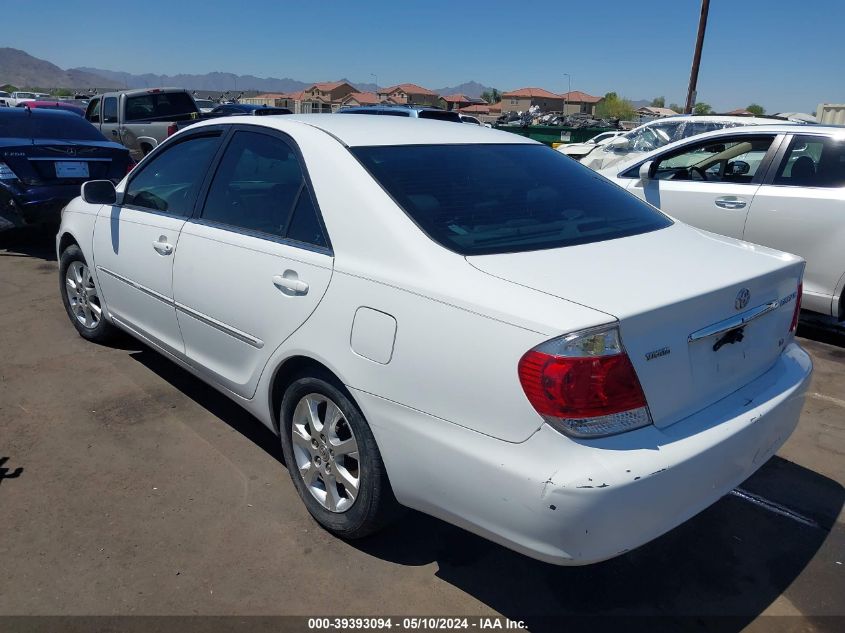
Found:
6,0 -> 843,112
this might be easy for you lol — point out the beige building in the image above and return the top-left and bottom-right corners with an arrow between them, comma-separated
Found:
500,87 -> 565,113
560,90 -> 603,116
299,82 -> 358,113
377,83 -> 440,107
340,92 -> 381,107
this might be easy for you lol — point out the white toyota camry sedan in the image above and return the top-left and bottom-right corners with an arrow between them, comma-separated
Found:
56,115 -> 812,565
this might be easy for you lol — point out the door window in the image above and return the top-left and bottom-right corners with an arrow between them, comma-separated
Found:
200,130 -> 327,247
774,135 -> 845,188
86,98 -> 100,124
652,135 -> 775,183
103,97 -> 118,124
123,133 -> 221,216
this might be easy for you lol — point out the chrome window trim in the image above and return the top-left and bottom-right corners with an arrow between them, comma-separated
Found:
187,218 -> 333,257
28,157 -> 114,162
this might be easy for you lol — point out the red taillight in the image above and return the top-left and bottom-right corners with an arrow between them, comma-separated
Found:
166,124 -> 178,137
517,326 -> 652,438
790,282 -> 802,332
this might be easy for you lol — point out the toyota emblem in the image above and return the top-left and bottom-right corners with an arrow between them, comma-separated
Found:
735,288 -> 751,311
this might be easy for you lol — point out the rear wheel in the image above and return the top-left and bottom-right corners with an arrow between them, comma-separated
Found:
279,371 -> 400,538
59,245 -> 118,343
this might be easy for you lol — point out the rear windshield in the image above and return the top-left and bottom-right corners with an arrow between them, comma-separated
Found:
0,111 -> 105,141
418,110 -> 462,122
125,92 -> 199,122
352,143 -> 673,255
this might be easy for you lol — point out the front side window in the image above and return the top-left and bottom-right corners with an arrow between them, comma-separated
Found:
352,143 -> 672,256
86,98 -> 100,124
774,135 -> 845,188
123,134 -> 221,216
653,135 -> 775,183
201,130 -> 326,248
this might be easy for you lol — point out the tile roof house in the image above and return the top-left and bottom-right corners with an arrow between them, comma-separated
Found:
340,91 -> 381,107
378,83 -> 440,107
501,87 -> 565,113
636,105 -> 679,118
560,90 -> 604,116
439,94 -> 488,111
301,81 -> 358,113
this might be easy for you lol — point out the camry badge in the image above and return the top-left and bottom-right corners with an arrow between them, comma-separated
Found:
735,288 -> 750,311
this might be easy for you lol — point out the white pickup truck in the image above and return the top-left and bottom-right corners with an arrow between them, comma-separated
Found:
84,88 -> 201,161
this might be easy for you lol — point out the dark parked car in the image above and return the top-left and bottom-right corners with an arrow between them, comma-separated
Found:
18,100 -> 86,117
337,105 -> 462,122
210,103 -> 292,116
0,108 -> 131,230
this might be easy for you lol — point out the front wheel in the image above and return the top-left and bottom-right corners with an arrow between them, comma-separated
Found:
279,372 -> 401,539
59,245 -> 118,343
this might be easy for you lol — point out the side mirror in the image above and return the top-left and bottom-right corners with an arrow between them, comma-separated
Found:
639,161 -> 655,181
81,180 -> 117,205
726,160 -> 750,176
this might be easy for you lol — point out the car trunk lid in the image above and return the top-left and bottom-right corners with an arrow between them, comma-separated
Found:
2,139 -> 125,185
467,223 -> 803,429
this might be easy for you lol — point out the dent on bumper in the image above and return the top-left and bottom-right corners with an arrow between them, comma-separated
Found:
357,342 -> 812,565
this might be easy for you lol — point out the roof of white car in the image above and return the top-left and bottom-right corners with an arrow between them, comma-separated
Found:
189,113 -> 535,147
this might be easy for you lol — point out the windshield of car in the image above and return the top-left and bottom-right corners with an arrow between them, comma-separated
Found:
0,111 -> 105,140
352,143 -> 672,255
625,120 -> 742,153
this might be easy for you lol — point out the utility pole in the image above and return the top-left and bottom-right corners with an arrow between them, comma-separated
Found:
563,73 -> 571,116
684,0 -> 710,114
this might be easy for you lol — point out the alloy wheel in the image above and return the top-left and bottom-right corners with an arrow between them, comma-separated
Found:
65,261 -> 102,329
291,393 -> 360,512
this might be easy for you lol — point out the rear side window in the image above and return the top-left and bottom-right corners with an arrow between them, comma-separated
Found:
774,135 -> 845,188
352,143 -> 673,256
125,92 -> 198,121
86,98 -> 100,124
124,134 -> 221,216
418,110 -> 462,122
201,130 -> 303,237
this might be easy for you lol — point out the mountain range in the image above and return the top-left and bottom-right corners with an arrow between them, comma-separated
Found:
0,48 -> 497,98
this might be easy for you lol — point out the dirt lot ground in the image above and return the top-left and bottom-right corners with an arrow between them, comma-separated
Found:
1,229 -> 843,633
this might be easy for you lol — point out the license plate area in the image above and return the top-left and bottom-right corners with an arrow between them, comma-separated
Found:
54,161 -> 89,178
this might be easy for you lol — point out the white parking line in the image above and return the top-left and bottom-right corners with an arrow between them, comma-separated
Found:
808,392 -> 845,408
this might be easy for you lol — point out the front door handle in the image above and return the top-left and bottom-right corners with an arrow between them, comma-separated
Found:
714,197 -> 747,209
152,237 -> 173,255
273,273 -> 309,295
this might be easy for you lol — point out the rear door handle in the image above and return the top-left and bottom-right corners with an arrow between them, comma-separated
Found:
714,197 -> 747,209
152,238 -> 173,255
273,273 -> 309,295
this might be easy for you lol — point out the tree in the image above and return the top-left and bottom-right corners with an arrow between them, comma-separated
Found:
1,84 -> 18,93
596,92 -> 636,120
481,88 -> 501,104
668,103 -> 682,113
650,96 -> 666,108
693,102 -> 713,115
746,103 -> 765,115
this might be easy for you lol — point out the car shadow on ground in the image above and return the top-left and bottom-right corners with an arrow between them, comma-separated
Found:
0,227 -> 58,261
126,346 -> 843,633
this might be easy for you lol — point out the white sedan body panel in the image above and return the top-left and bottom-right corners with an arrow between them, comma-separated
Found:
56,115 -> 813,565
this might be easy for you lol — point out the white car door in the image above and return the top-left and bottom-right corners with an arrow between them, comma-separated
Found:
92,129 -> 225,356
744,133 -> 845,317
624,133 -> 781,239
172,127 -> 333,398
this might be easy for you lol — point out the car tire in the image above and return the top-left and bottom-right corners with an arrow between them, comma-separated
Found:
59,245 -> 118,343
280,370 -> 401,539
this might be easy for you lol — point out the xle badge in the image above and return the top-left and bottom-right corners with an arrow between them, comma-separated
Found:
645,347 -> 670,361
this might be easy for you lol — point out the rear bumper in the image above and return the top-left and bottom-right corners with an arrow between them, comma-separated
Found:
357,342 -> 812,565
0,182 -> 79,228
